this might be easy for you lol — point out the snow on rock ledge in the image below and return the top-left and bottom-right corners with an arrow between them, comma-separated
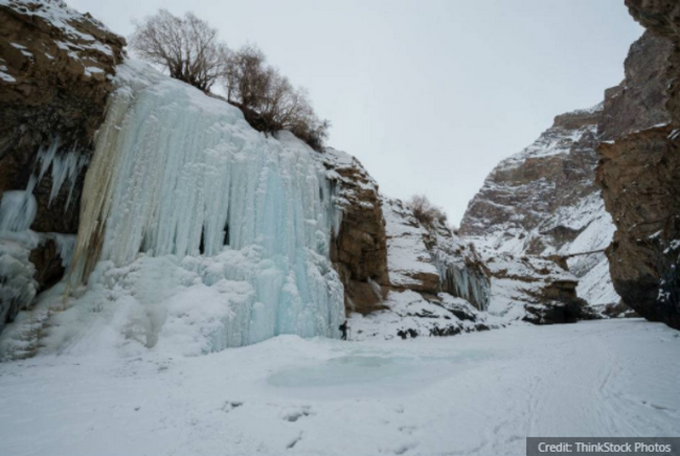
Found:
347,198 -> 497,341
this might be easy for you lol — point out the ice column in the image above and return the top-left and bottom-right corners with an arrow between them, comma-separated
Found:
70,60 -> 344,348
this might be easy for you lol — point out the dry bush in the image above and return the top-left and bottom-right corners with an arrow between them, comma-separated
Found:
408,195 -> 448,227
131,11 -> 329,150
222,44 -> 329,150
130,10 -> 227,92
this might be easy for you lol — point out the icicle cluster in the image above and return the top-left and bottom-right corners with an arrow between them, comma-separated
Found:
67,60 -> 344,351
0,138 -> 86,333
440,264 -> 489,311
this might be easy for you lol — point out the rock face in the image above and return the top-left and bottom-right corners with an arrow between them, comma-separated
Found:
460,31 -> 674,315
0,0 -> 125,329
482,250 -> 596,324
348,198 -> 497,341
459,102 -> 618,307
321,148 -> 390,314
595,0 -> 680,330
383,198 -> 490,310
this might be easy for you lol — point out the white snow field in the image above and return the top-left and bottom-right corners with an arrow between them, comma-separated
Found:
0,319 -> 678,456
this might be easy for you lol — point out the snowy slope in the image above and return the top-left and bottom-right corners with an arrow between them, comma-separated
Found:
1,60 -> 345,359
382,198 -> 440,290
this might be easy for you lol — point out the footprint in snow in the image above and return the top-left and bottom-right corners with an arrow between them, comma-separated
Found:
221,401 -> 244,413
283,406 -> 314,422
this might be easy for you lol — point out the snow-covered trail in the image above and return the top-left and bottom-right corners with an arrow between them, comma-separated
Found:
0,319 -> 678,456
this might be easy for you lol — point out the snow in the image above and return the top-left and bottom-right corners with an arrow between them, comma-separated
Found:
466,171 -> 620,307
0,0 -> 115,79
382,199 -> 439,288
481,250 -> 576,320
498,124 -> 596,169
0,0 -> 113,52
349,289 -> 497,341
0,319 -> 677,456
0,67 -> 16,83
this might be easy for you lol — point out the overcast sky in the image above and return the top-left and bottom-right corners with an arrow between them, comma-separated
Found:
68,0 -> 643,225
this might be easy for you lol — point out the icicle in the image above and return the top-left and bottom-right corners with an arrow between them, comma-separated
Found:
0,191 -> 37,232
444,265 -> 490,311
34,141 -> 89,208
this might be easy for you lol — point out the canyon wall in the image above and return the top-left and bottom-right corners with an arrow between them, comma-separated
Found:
595,0 -> 680,330
461,31 -> 674,320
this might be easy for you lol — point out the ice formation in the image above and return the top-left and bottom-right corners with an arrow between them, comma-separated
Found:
0,241 -> 37,332
49,60 -> 345,354
439,263 -> 489,311
0,138 -> 87,333
0,191 -> 37,233
34,141 -> 89,209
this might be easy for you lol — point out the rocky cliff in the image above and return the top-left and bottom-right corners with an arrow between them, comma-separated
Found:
321,148 -> 390,315
0,0 -> 125,329
595,0 -> 680,330
349,198 -> 497,341
459,102 -> 618,308
460,31 -> 674,316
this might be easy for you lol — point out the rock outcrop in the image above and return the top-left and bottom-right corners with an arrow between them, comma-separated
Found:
593,2 -> 680,330
348,198 -> 497,341
383,198 -> 490,310
0,0 -> 125,329
459,102 -> 619,308
482,250 -> 596,324
321,148 -> 390,314
461,31 -> 674,317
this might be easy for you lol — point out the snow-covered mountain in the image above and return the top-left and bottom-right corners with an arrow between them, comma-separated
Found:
460,31 -> 674,314
460,104 -> 619,308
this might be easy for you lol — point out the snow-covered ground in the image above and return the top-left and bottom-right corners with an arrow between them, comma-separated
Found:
1,319 -> 678,456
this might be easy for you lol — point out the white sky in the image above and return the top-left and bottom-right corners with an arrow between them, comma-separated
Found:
67,0 -> 643,225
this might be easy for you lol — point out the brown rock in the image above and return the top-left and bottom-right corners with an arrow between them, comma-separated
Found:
0,0 -> 125,232
321,148 -> 389,314
595,0 -> 680,330
28,238 -> 65,292
597,127 -> 680,329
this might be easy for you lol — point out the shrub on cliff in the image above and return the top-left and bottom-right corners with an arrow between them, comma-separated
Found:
222,45 -> 329,151
130,11 -> 329,151
409,195 -> 448,228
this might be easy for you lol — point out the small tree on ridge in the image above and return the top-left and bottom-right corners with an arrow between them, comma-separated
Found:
130,10 -> 226,92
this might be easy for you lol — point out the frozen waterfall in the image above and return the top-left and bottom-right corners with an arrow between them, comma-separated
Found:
55,60 -> 344,354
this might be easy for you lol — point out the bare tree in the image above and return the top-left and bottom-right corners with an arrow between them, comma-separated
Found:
409,195 -> 448,227
130,10 -> 226,92
222,44 -> 330,150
